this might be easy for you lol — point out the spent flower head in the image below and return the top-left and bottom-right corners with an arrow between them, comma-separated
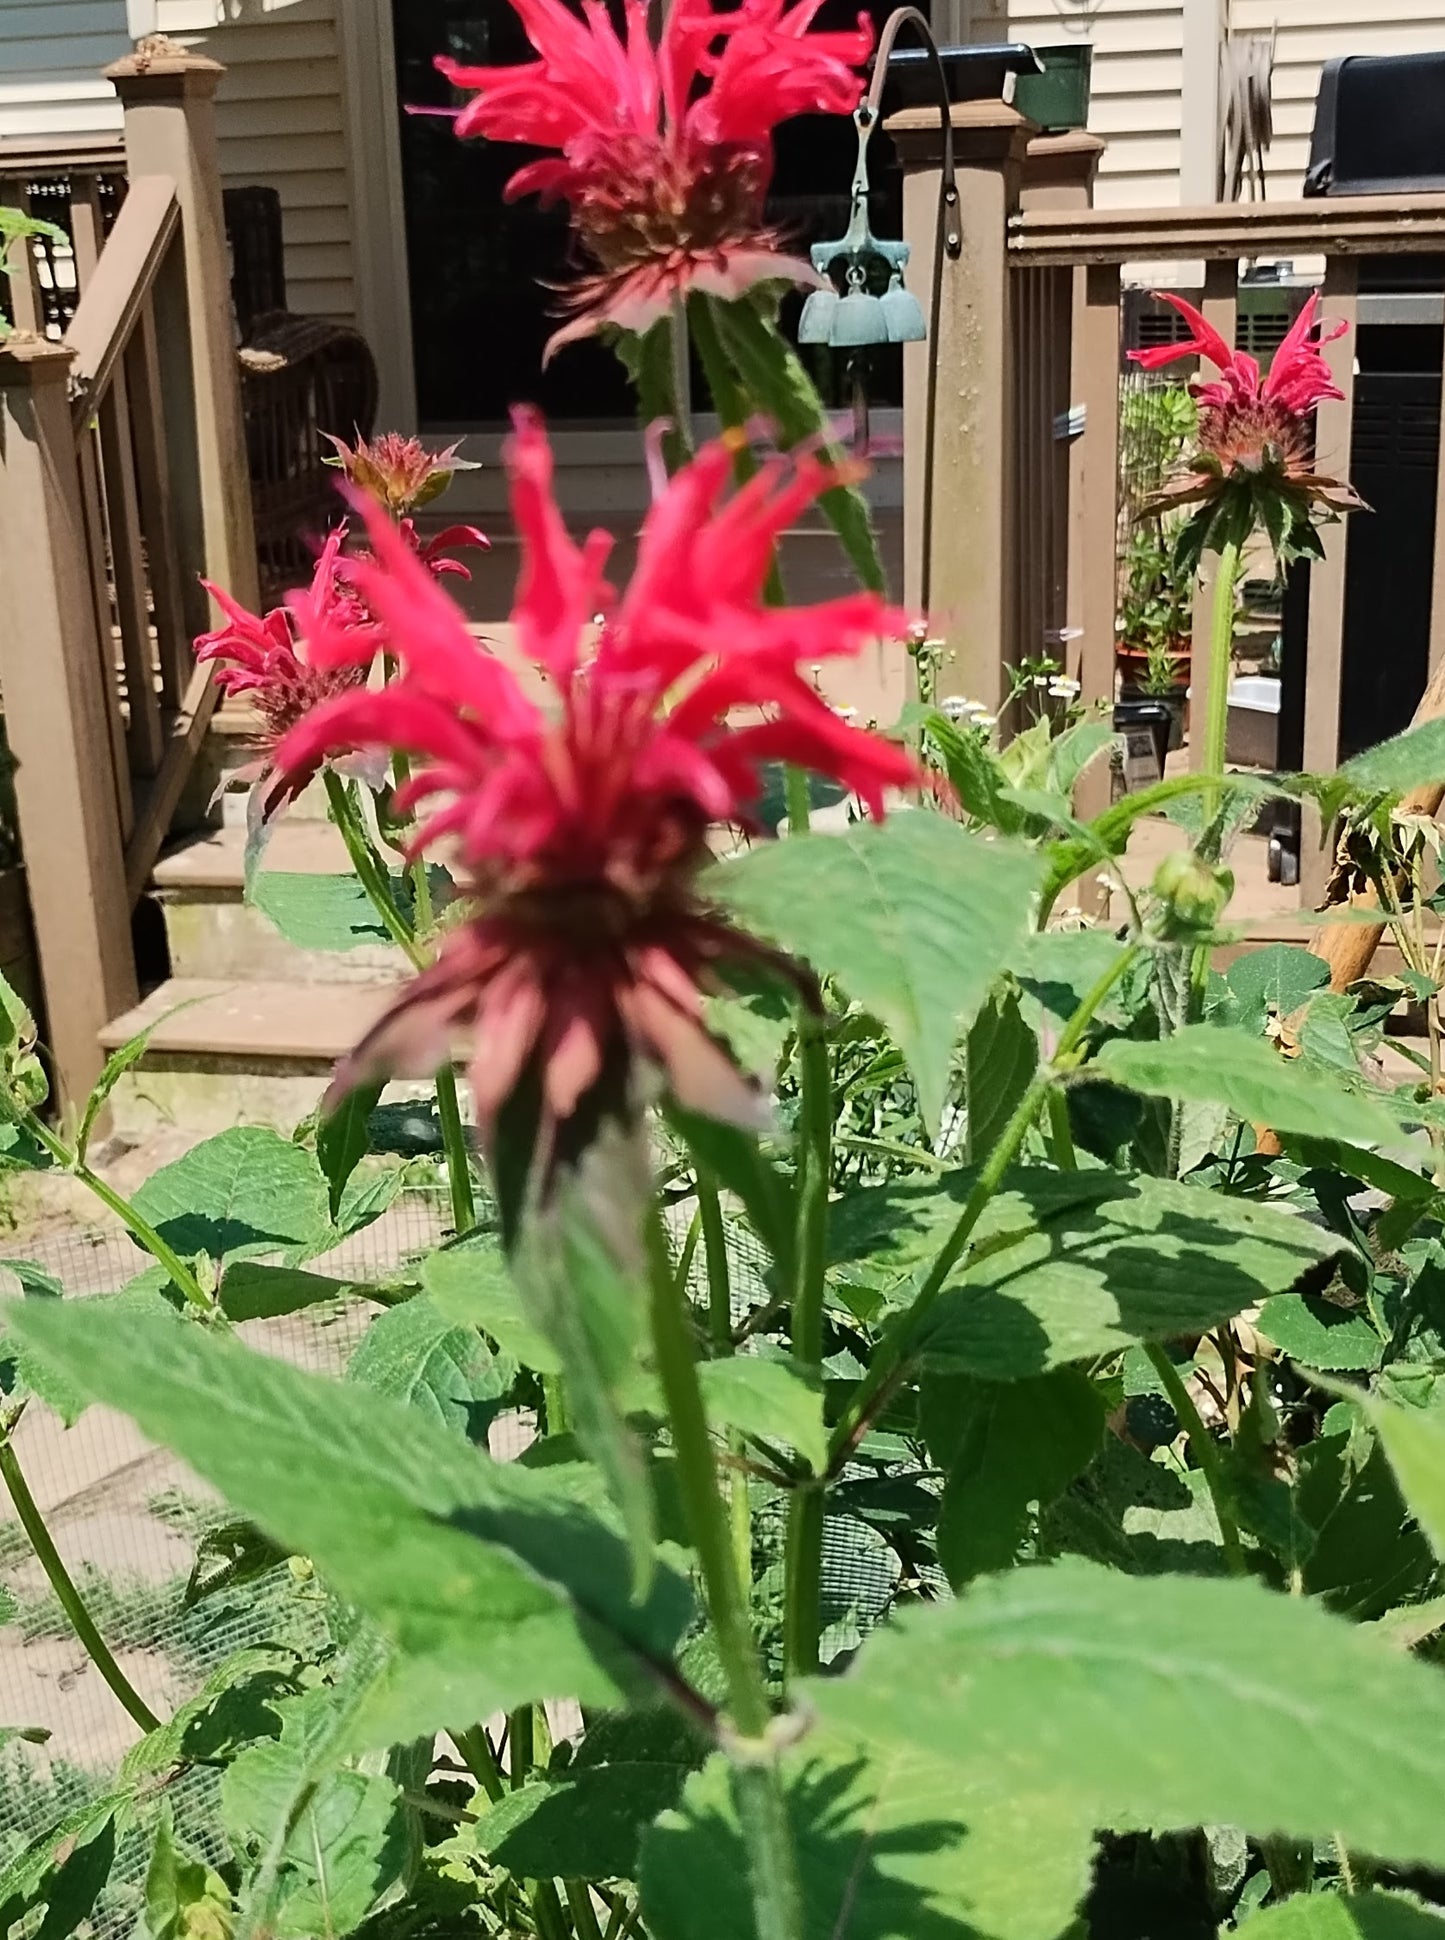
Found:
276,410 -> 917,1174
1129,290 -> 1366,568
323,431 -> 480,517
436,0 -> 871,354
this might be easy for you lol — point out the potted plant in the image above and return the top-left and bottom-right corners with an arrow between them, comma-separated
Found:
1116,521 -> 1192,748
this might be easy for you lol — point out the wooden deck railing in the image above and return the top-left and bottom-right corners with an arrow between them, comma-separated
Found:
889,101 -> 1445,908
0,45 -> 257,1109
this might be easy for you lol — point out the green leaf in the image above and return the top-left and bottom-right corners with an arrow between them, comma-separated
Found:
696,1353 -> 826,1472
1236,1892 -> 1445,1940
218,1262 -> 368,1324
346,1294 -> 514,1441
1338,717 -> 1445,803
0,1795 -> 127,1939
6,1297 -> 694,1749
77,999 -> 204,1167
1226,944 -> 1330,1036
964,984 -> 1038,1164
1353,1386 -> 1445,1563
317,1082 -> 383,1223
1094,1026 -> 1403,1147
1015,928 -> 1134,1036
515,1170 -> 657,1590
423,1237 -> 560,1373
223,1681 -> 407,1940
0,1269 -> 85,1422
931,1370 -> 1104,1586
141,1807 -> 233,1940
641,1732 -> 1094,1940
918,1171 -> 1338,1379
250,872 -> 391,952
812,1558 -> 1445,1870
709,296 -> 886,591
715,816 -> 1041,1135
1297,1424 -> 1434,1622
131,1127 -> 331,1263
1257,1290 -> 1384,1371
475,1760 -> 690,1882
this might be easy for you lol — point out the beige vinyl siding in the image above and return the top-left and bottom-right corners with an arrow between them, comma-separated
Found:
1229,0 -> 1445,198
1008,0 -> 1185,206
156,0 -> 355,321
0,1 -> 131,142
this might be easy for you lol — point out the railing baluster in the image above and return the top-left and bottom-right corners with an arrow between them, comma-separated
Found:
97,376 -> 166,779
75,425 -> 135,842
5,185 -> 47,336
1299,253 -> 1360,905
126,301 -> 190,712
67,170 -> 104,294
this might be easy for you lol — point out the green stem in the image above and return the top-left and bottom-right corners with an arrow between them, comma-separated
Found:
1144,1341 -> 1245,1576
1046,1090 -> 1078,1170
833,1132 -> 948,1174
509,1705 -> 535,1788
323,770 -> 476,1231
698,1168 -> 732,1355
1200,538 -> 1243,824
565,1882 -> 605,1940
24,1113 -> 210,1315
0,1430 -> 161,1733
826,945 -> 1139,1471
530,1881 -> 571,1940
452,1724 -> 506,1804
784,767 -> 811,837
784,1019 -> 831,1679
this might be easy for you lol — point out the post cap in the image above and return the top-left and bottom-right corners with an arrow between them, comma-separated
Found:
885,99 -> 1036,169
0,335 -> 77,388
106,35 -> 225,96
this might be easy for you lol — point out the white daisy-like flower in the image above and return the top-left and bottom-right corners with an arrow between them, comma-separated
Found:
1048,676 -> 1081,698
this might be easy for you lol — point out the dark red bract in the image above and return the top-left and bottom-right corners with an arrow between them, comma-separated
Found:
276,410 -> 917,1157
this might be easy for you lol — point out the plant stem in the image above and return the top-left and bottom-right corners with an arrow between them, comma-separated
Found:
530,1881 -> 571,1940
833,1132 -> 948,1173
509,1704 -> 535,1787
784,767 -> 811,836
23,1113 -> 210,1315
644,1208 -> 803,1940
826,945 -> 1138,1471
784,1019 -> 831,1679
1200,538 -> 1242,830
452,1724 -> 506,1804
698,1167 -> 732,1355
322,770 -> 477,1232
1144,1341 -> 1245,1576
0,1429 -> 161,1733
565,1882 -> 605,1940
1046,1089 -> 1078,1170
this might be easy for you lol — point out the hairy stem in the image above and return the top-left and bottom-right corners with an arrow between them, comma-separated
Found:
827,945 -> 1139,1470
1200,538 -> 1242,828
784,1019 -> 831,1678
452,1724 -> 506,1804
0,1429 -> 161,1733
1144,1341 -> 1245,1576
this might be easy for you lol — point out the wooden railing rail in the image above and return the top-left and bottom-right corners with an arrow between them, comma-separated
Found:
0,44 -> 256,1111
891,99 -> 1445,910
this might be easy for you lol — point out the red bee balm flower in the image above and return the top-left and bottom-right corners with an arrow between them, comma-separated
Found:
276,410 -> 916,1158
436,0 -> 871,352
196,531 -> 383,822
1129,290 -> 1365,564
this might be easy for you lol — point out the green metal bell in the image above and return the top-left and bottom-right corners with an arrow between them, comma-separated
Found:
879,271 -> 927,343
830,279 -> 891,347
797,286 -> 840,345
797,107 -> 929,352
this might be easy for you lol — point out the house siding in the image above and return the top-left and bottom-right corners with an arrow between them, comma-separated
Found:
0,1 -> 133,142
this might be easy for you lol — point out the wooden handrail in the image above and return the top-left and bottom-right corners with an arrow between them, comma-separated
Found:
65,174 -> 179,420
1010,191 -> 1445,266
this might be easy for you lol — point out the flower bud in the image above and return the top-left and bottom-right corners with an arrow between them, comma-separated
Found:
1151,850 -> 1233,937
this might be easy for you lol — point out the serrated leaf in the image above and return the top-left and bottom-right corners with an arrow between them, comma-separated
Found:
1226,945 -> 1330,1036
346,1294 -> 513,1441
131,1127 -> 331,1263
1257,1291 -> 1383,1371
696,1353 -> 825,1472
141,1808 -> 232,1940
6,1297 -> 693,1750
641,1733 -> 1094,1940
1237,1892 -> 1445,1940
223,1679 -> 407,1940
0,1795 -> 127,1939
423,1237 -> 560,1373
918,1172 -> 1337,1379
1297,1426 -> 1433,1622
0,1269 -> 85,1423
964,984 -> 1038,1164
715,816 -> 1040,1134
1015,928 -> 1134,1036
932,1370 -> 1104,1585
474,1760 -> 690,1881
250,872 -> 391,952
317,1082 -> 383,1223
1095,1027 -> 1402,1146
812,1558 -> 1445,1869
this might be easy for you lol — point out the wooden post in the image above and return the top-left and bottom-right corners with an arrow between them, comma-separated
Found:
0,339 -> 138,1110
106,38 -> 259,616
890,101 -> 1033,712
1299,253 -> 1359,904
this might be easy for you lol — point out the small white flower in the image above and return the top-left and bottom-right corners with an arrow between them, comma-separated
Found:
974,712 -> 998,730
834,705 -> 858,724
1048,676 -> 1081,698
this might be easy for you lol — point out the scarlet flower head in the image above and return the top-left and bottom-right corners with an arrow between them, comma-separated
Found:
323,431 -> 480,517
196,530 -> 383,823
1129,290 -> 1365,566
435,0 -> 872,353
277,409 -> 917,1168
